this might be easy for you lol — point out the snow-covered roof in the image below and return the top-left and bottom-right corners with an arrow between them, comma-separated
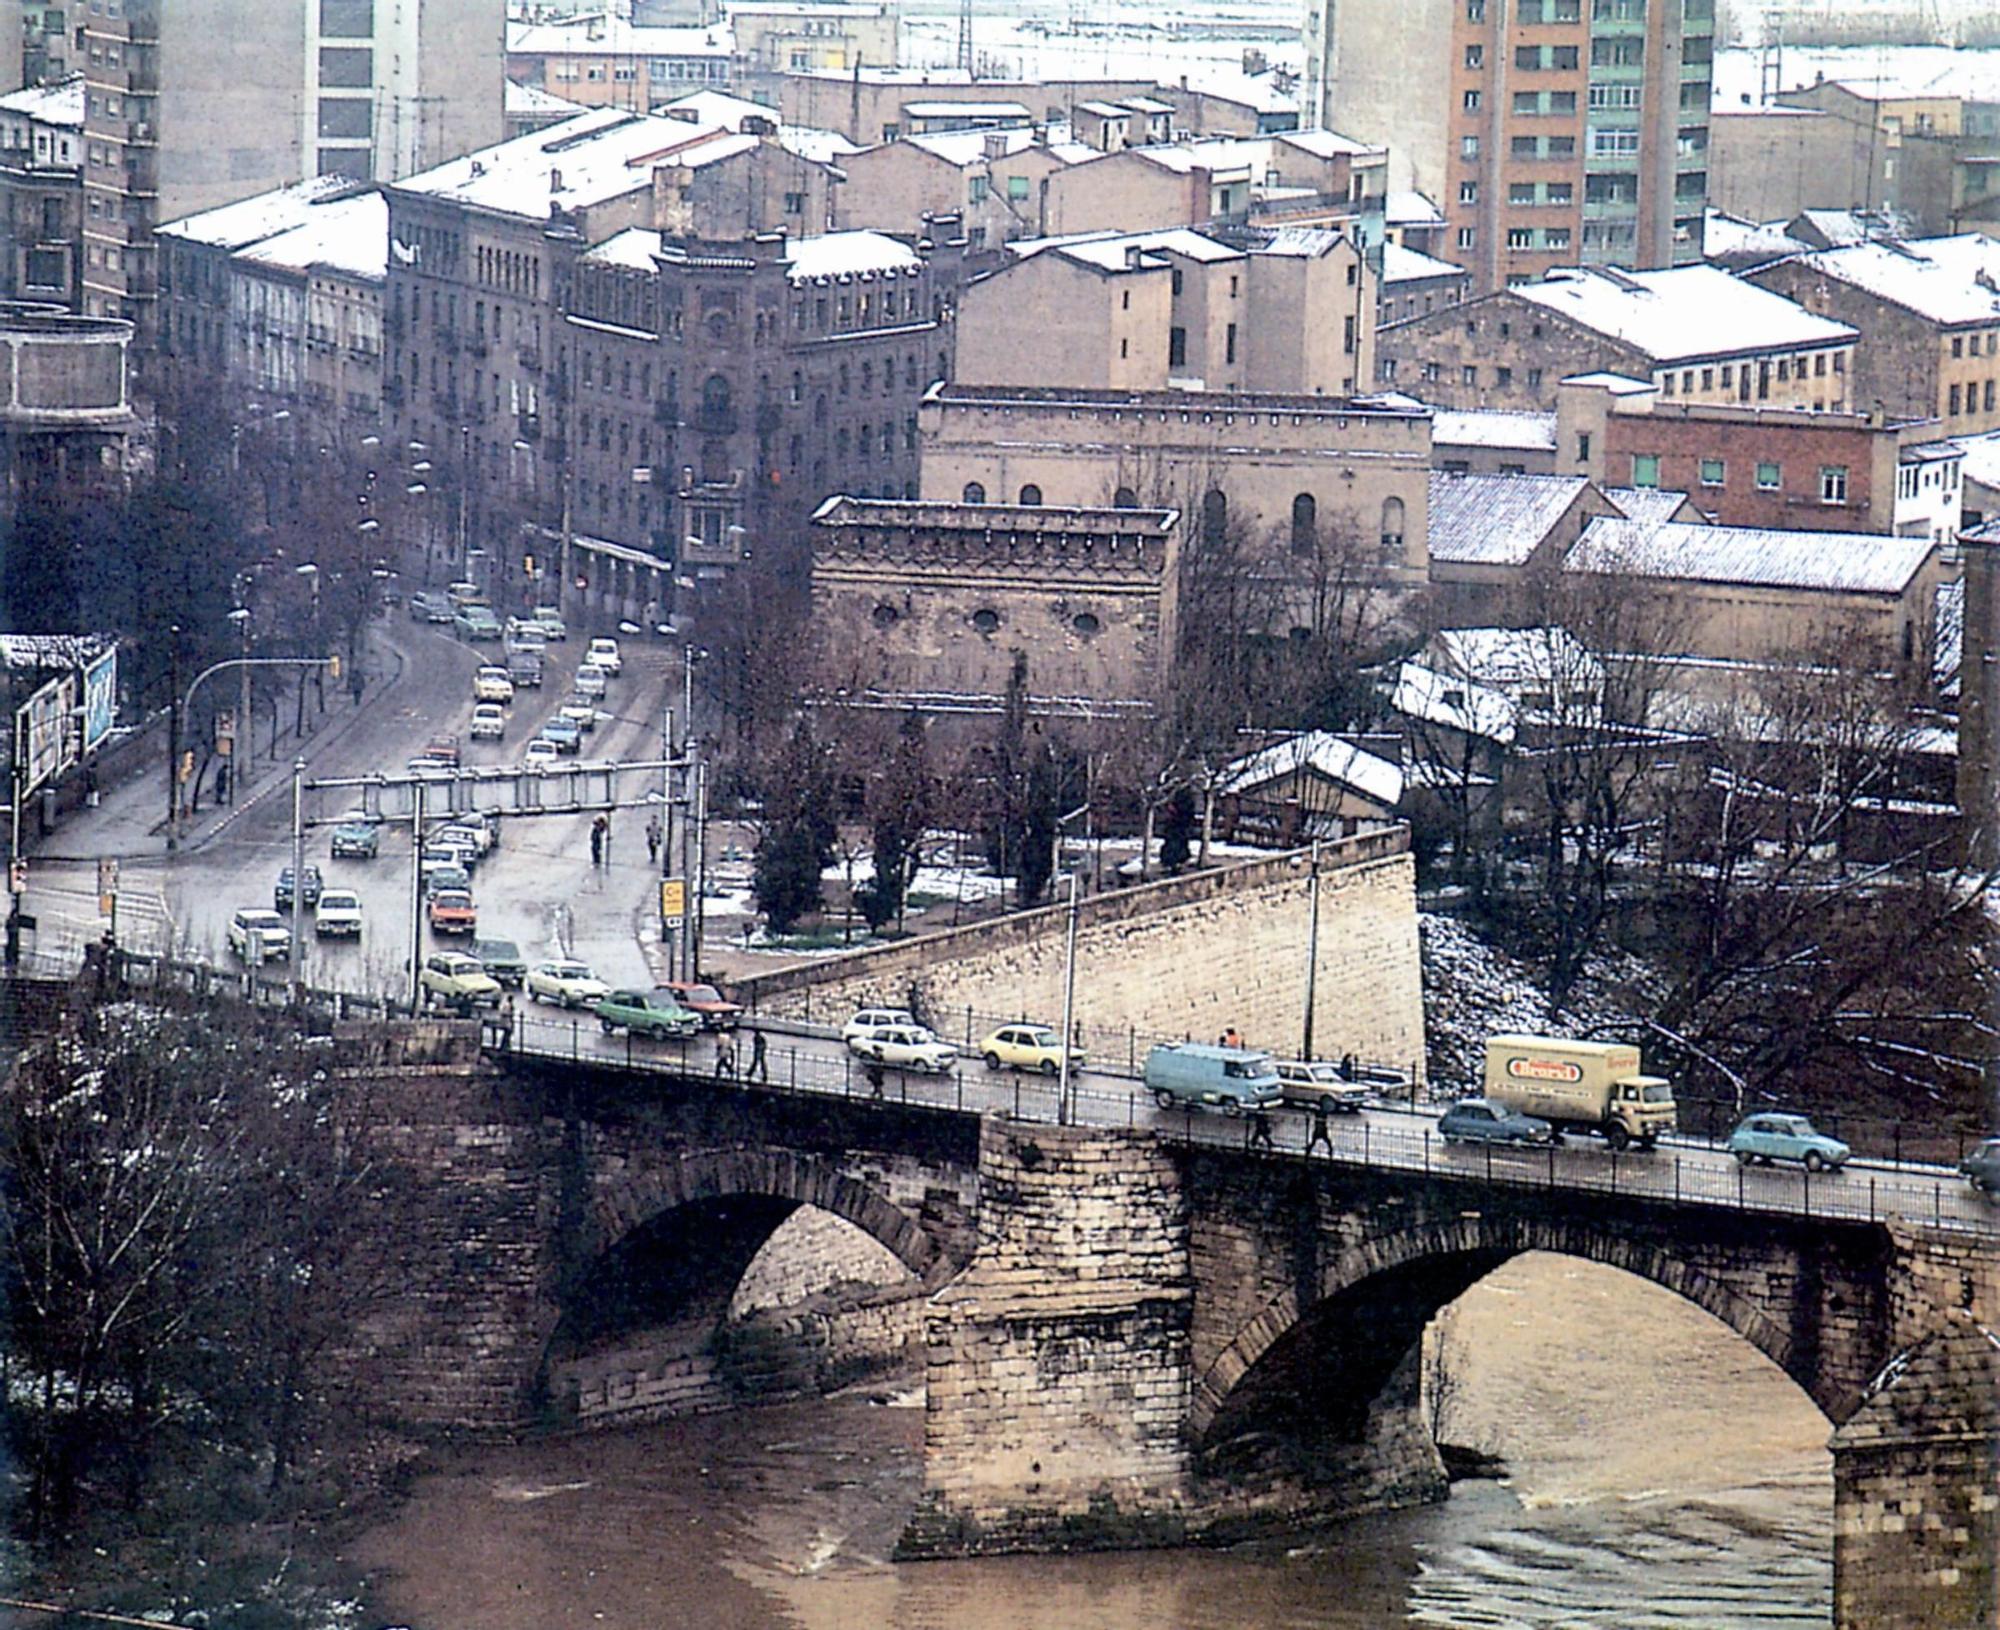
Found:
1561,370 -> 1655,394
905,125 -> 1070,167
902,100 -> 1032,120
1712,42 -> 2000,107
1787,236 -> 2000,329
1278,128 -> 1382,159
785,229 -> 921,281
658,89 -> 782,129
505,79 -> 587,118
157,175 -> 363,252
1218,731 -> 1405,807
1122,96 -> 1176,115
1956,427 -> 2000,490
1390,661 -> 1518,745
1431,407 -> 1556,451
0,75 -> 83,129
1514,265 -> 1857,365
507,17 -> 732,55
1606,486 -> 1694,529
394,107 -> 750,217
1427,625 -> 1603,695
1385,190 -> 1445,226
1381,243 -> 1465,285
1427,472 -> 1591,565
232,190 -> 387,283
780,124 -> 863,163
1176,67 -> 1297,116
1702,207 -> 1806,263
581,226 -> 662,272
1567,517 -> 1936,595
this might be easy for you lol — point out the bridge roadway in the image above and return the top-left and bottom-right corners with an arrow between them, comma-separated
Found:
494,1006 -> 2000,1237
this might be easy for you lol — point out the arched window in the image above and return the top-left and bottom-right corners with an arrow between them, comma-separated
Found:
963,481 -> 986,503
1201,488 -> 1228,546
1112,486 -> 1138,509
701,372 -> 731,417
790,369 -> 803,403
1291,492 -> 1317,558
1019,483 -> 1043,505
1380,496 -> 1406,554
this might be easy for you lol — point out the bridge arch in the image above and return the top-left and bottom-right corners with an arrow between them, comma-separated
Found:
1190,1212 -> 1838,1447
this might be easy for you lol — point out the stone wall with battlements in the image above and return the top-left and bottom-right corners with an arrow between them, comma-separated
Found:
737,831 -> 1428,1082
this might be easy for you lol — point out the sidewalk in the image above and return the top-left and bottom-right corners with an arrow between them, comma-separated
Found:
31,623 -> 408,866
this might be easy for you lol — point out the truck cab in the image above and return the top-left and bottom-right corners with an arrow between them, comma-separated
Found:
1483,1035 -> 1676,1151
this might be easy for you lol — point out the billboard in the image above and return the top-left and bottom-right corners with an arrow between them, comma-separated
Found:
13,672 -> 75,796
81,648 -> 116,754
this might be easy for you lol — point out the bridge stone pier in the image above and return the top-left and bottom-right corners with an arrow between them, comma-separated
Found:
298,1023 -> 1993,1628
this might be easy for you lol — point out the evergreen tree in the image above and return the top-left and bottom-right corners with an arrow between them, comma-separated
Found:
752,721 -> 837,934
857,709 -> 931,933
1160,784 -> 1197,872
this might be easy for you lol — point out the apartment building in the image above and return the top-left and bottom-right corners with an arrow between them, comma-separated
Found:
157,179 -> 386,440
80,0 -> 504,337
1556,372 -> 1964,542
1747,236 -> 2000,437
772,71 -> 1165,146
1304,0 -> 1714,290
1377,263 -> 1857,411
836,126 -> 1095,248
955,224 -> 1375,395
0,77 -> 83,307
1379,242 -> 1472,326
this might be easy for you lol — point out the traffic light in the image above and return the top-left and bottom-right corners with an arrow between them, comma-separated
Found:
327,652 -> 342,680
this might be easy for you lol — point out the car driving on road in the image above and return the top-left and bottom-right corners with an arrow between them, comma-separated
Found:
1961,1137 -> 2000,1196
273,865 -> 323,912
595,987 -> 701,1040
473,666 -> 514,704
842,1007 -> 919,1044
522,739 -> 560,772
848,1023 -> 957,1074
558,699 -> 599,734
313,889 -> 363,938
1727,1113 -> 1850,1173
540,716 -> 583,754
572,664 -> 608,700
427,888 -> 477,934
454,606 -> 503,642
663,981 -> 743,1030
1273,1060 -> 1368,1115
526,959 -> 610,1008
470,702 -> 506,740
419,951 -> 501,1011
585,636 -> 622,674
227,907 -> 291,962
1437,1097 -> 1555,1147
330,814 -> 381,859
979,1024 -> 1081,1076
472,936 -> 526,988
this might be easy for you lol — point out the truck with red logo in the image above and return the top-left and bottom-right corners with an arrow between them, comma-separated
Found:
1482,1035 -> 1676,1151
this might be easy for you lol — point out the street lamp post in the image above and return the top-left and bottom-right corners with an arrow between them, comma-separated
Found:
227,604 -> 251,804
289,756 -> 306,989
1301,839 -> 1323,1062
1058,870 -> 1081,1126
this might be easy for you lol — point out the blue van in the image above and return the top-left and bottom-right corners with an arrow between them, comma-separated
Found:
1144,1043 -> 1285,1115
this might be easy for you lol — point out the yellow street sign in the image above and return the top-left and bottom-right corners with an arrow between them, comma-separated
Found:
660,876 -> 686,928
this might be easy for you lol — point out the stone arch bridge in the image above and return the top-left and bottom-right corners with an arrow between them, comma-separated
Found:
319,1025 -> 1996,1629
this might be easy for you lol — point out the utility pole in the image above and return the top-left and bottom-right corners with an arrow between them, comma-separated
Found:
692,759 -> 708,977
409,778 -> 426,1009
1301,840 -> 1322,1061
165,624 -> 181,851
1057,870 -> 1080,1125
289,756 -> 306,990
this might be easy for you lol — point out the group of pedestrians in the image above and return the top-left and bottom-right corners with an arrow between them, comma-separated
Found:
712,1027 -> 769,1083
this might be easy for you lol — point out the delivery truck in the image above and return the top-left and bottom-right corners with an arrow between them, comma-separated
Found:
1482,1035 -> 1676,1151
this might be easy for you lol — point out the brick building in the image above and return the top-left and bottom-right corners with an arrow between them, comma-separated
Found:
1556,373 -> 1963,542
1747,236 -> 2000,437
1376,263 -> 1857,411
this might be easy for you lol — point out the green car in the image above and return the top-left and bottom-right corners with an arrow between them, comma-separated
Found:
595,987 -> 701,1040
330,817 -> 380,859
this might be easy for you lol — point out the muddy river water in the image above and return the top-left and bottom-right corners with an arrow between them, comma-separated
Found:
345,1254 -> 1834,1627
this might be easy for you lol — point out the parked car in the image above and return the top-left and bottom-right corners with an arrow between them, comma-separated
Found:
273,864 -> 324,912
473,665 -> 515,704
585,636 -> 622,675
526,958 -> 609,1008
664,980 -> 743,1030
842,1007 -> 919,1044
1727,1113 -> 1850,1173
572,664 -> 608,700
1437,1097 -> 1555,1147
522,739 -> 561,773
470,702 -> 507,740
848,1023 -> 957,1074
596,987 -> 700,1040
540,716 -> 582,754
472,935 -> 527,988
419,950 -> 500,1010
227,907 -> 291,962
979,1024 -> 1082,1076
313,888 -> 363,938
455,606 -> 503,642
427,888 -> 477,934
330,815 -> 381,859
1273,1059 -> 1369,1115
1144,1043 -> 1284,1115
532,607 -> 567,640
1960,1137 -> 2000,1196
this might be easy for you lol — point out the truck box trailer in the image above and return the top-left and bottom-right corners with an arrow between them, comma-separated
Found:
1482,1035 -> 1676,1151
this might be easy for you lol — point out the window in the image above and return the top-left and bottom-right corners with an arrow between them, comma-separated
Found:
1755,461 -> 1780,490
1631,453 -> 1660,487
1549,92 -> 1575,114
1510,182 -> 1536,205
1460,135 -> 1481,160
1819,465 -> 1848,503
783,191 -> 805,216
962,481 -> 986,503
1113,486 -> 1138,508
1515,45 -> 1539,69
1513,91 -> 1541,115
1007,175 -> 1029,201
1201,488 -> 1228,545
1547,229 -> 1570,249
1291,492 -> 1317,557
1699,458 -> 1724,486
1950,382 -> 1963,415
1018,484 -> 1042,504
1463,365 -> 1478,385
1168,327 -> 1187,368
1461,180 -> 1481,204
1380,496 -> 1406,553
1468,44 -> 1487,67
1457,226 -> 1476,249
1464,89 -> 1483,111
1226,322 -> 1238,364
1507,227 -> 1534,249
1496,366 -> 1514,386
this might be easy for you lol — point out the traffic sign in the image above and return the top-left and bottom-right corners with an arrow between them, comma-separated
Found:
97,856 -> 118,917
8,858 -> 24,895
660,876 -> 686,928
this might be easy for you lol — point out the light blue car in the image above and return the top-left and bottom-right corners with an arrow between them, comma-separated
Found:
1727,1112 -> 1850,1173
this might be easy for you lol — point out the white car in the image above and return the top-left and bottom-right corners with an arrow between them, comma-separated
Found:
532,607 -> 567,640
473,666 -> 514,704
313,889 -> 364,937
573,663 -> 608,699
525,958 -> 610,1008
523,739 -> 561,772
439,808 -> 497,854
585,636 -> 622,675
228,907 -> 291,961
470,702 -> 506,740
558,699 -> 599,734
847,1023 -> 957,1074
842,1006 -> 919,1044
429,827 -> 483,870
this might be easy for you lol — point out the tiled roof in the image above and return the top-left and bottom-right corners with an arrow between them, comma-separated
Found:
1568,517 -> 1935,594
1427,472 -> 1591,565
1514,265 -> 1857,365
1790,236 -> 2000,328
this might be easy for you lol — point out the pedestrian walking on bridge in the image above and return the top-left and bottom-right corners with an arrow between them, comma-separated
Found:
750,1028 -> 768,1082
